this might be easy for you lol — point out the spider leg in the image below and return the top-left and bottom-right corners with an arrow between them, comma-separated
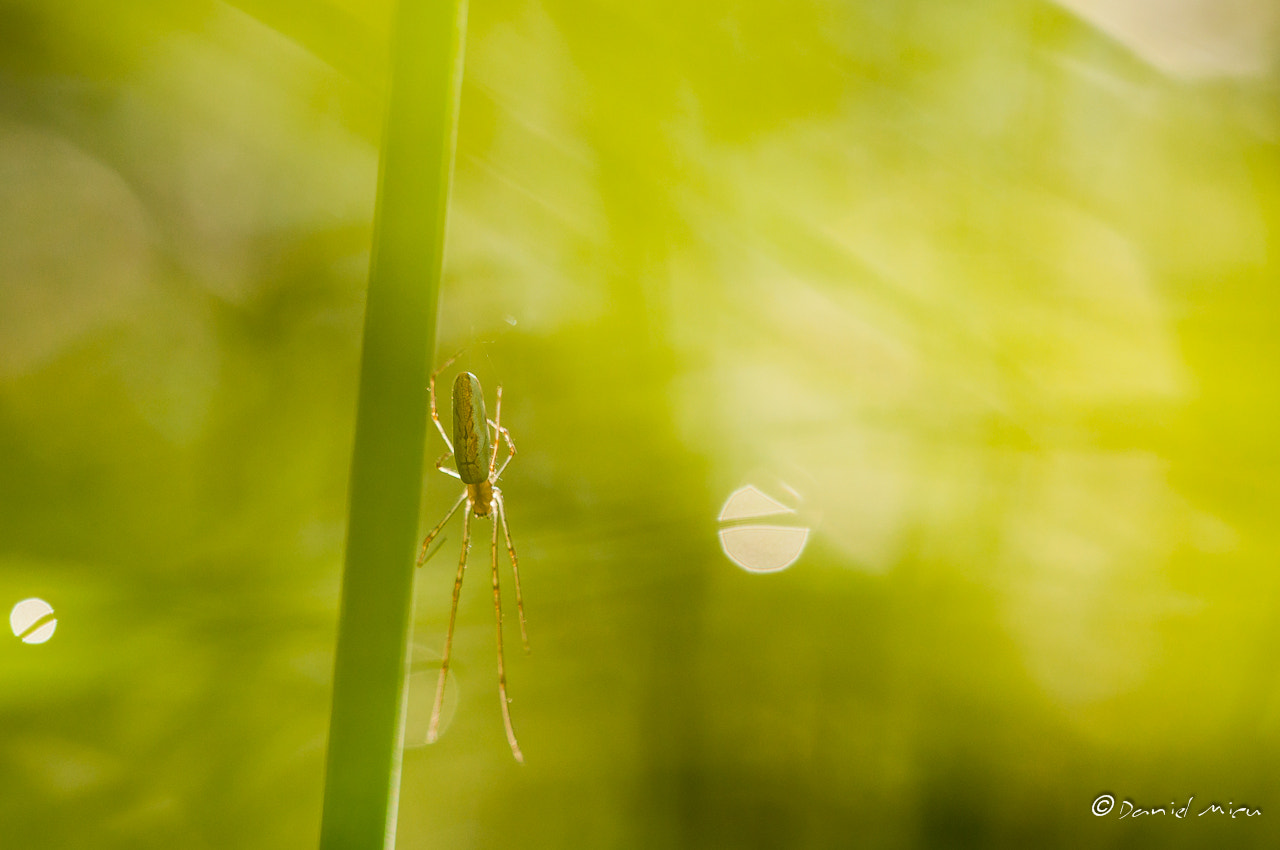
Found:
488,385 -> 504,477
494,426 -> 516,479
491,506 -> 524,762
428,502 -> 471,743
416,491 -> 465,567
429,352 -> 462,453
495,489 -> 528,652
484,385 -> 516,479
436,451 -> 461,480
488,407 -> 517,480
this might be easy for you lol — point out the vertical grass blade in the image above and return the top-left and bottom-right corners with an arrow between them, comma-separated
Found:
318,1 -> 467,848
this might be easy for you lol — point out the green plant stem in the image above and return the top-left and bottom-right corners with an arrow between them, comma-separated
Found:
318,1 -> 467,848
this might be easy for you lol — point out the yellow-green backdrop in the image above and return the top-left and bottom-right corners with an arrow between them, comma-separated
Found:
1,0 -> 1278,847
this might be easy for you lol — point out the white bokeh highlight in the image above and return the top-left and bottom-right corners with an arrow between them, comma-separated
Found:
10,597 -> 57,644
718,485 -> 810,573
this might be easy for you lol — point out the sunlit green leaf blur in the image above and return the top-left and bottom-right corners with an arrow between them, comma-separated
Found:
2,0 -> 1279,847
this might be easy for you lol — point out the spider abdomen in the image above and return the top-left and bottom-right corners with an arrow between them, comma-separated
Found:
452,371 -> 493,484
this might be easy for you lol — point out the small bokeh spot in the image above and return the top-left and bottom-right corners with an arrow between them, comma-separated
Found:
10,597 -> 57,644
718,485 -> 810,573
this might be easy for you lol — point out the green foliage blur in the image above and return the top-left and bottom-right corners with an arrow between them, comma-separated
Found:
2,0 -> 1280,847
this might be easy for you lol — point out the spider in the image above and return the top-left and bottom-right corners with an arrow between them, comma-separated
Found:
415,353 -> 528,762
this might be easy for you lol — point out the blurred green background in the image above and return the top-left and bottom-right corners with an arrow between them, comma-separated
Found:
2,0 -> 1280,847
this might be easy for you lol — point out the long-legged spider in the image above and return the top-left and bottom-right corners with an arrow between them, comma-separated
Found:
416,354 -> 528,762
